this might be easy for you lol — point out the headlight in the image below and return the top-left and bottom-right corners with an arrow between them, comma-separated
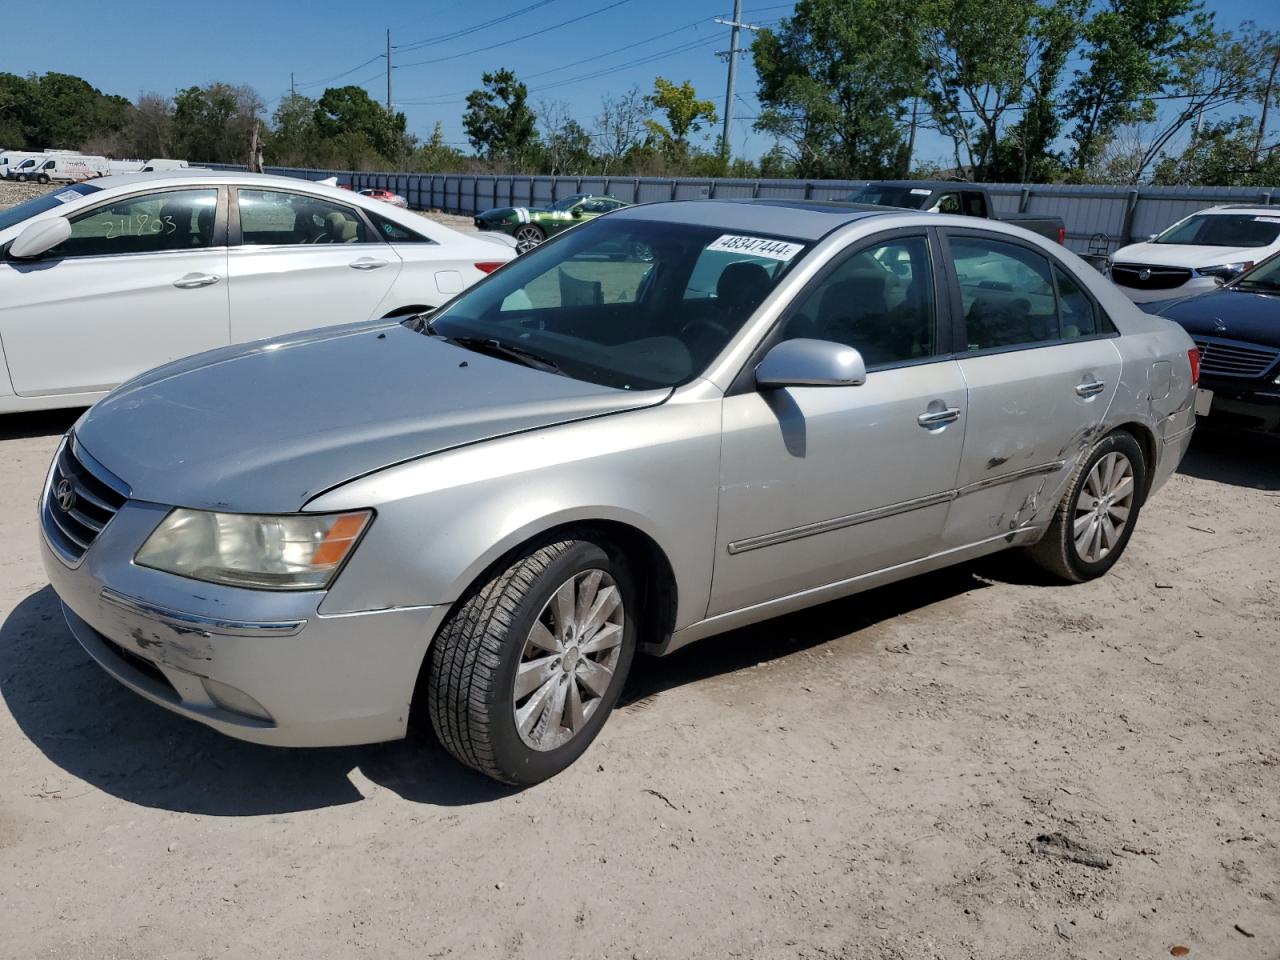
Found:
1196,261 -> 1252,280
135,509 -> 372,591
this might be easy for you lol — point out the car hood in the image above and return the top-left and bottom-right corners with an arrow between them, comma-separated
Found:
1146,287 -> 1280,348
74,321 -> 669,513
1111,241 -> 1264,269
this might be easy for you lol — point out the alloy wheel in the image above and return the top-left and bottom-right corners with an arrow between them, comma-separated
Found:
513,225 -> 544,253
1073,451 -> 1135,563
512,568 -> 625,751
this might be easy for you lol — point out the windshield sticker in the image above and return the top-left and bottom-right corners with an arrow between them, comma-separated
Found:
707,234 -> 803,261
1253,216 -> 1280,224
53,190 -> 81,204
910,188 -> 932,195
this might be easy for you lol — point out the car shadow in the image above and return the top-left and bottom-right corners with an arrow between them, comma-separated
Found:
3,568 -> 990,815
1177,428 -> 1280,491
0,408 -> 81,441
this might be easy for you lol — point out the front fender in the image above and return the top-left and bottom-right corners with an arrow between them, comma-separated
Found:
308,394 -> 723,632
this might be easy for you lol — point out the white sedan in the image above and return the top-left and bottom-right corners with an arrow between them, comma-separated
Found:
0,171 -> 514,413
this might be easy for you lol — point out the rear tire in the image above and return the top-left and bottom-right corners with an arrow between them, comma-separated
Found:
36,173 -> 50,184
1028,430 -> 1147,582
427,538 -> 637,785
513,224 -> 545,254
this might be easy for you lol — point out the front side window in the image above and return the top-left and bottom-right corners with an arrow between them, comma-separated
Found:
951,236 -> 1059,351
239,189 -> 370,245
424,219 -> 809,389
46,188 -> 218,259
779,236 -> 936,367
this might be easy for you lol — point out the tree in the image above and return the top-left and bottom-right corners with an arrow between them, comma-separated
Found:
536,99 -> 594,174
1064,0 -> 1213,171
123,93 -> 176,159
408,122 -> 469,173
172,82 -> 264,164
593,86 -> 648,172
266,93 -> 319,165
643,77 -> 717,158
1152,116 -> 1280,184
313,85 -> 409,162
0,73 -> 33,147
752,0 -> 923,178
463,69 -> 537,167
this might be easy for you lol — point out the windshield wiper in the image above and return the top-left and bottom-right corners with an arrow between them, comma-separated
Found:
443,335 -> 564,375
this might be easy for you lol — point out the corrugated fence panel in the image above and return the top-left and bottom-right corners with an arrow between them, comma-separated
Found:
218,163 -> 1278,246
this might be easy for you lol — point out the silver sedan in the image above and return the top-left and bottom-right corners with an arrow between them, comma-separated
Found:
39,200 -> 1198,784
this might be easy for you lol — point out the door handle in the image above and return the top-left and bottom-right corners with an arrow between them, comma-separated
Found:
173,273 -> 220,289
917,406 -> 961,428
1075,379 -> 1106,398
349,257 -> 389,270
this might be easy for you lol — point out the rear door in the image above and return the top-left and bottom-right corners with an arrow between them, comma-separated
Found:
938,228 -> 1123,549
0,186 -> 229,397
226,187 -> 402,343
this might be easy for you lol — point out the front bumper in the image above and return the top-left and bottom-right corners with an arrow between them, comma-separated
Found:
1199,382 -> 1280,433
40,497 -> 447,748
1113,276 -> 1218,304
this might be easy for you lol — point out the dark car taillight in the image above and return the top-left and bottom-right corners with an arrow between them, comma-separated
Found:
1188,347 -> 1200,387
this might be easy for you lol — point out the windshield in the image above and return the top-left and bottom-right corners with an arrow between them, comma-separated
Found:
550,194 -> 588,212
1232,252 -> 1280,292
1154,213 -> 1280,248
0,183 -> 100,232
420,218 -> 809,389
848,186 -> 933,210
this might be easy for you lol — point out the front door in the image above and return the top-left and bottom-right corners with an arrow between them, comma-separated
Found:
938,229 -> 1123,548
710,232 -> 968,616
227,188 -> 402,343
0,186 -> 228,397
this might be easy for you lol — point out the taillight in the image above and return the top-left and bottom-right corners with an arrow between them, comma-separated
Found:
1057,225 -> 1067,245
1188,347 -> 1200,387
474,261 -> 505,275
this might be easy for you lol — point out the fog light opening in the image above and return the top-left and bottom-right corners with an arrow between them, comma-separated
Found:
201,678 -> 273,722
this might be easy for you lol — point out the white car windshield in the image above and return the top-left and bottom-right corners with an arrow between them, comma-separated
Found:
419,219 -> 809,390
1154,213 -> 1280,248
0,183 -> 101,232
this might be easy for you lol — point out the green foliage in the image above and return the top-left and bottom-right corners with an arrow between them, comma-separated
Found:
1152,117 -> 1280,185
751,0 -> 923,179
463,69 -> 537,165
408,122 -> 470,173
0,71 -> 128,150
643,77 -> 717,158
314,86 -> 409,162
172,83 -> 264,165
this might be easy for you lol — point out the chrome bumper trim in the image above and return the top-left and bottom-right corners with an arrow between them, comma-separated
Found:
99,588 -> 307,638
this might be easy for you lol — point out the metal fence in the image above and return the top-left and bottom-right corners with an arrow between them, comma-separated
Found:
206,163 -> 1279,256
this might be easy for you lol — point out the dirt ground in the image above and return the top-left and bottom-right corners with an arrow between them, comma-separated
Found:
2,181 -> 1279,959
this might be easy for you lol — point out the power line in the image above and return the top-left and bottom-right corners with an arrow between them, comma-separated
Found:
296,54 -> 385,90
394,0 -> 638,69
394,0 -> 567,53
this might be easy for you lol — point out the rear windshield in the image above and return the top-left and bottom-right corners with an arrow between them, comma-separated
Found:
0,183 -> 101,232
1155,213 -> 1280,248
848,186 -> 934,210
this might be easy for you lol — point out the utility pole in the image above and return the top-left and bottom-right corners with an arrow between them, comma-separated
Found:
290,72 -> 296,103
386,29 -> 393,111
715,6 -> 761,161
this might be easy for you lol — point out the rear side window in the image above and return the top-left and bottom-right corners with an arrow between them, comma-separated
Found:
1055,265 -> 1100,338
46,189 -> 218,259
369,211 -> 433,244
239,189 -> 370,245
951,236 -> 1059,351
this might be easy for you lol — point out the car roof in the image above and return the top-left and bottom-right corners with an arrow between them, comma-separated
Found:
609,198 -> 900,242
1199,205 -> 1280,214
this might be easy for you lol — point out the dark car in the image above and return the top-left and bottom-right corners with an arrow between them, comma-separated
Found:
474,194 -> 629,253
847,181 -> 1067,245
1146,252 -> 1280,433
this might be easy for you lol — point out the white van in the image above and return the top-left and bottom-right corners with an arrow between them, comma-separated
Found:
108,158 -> 146,175
18,155 -> 110,183
140,158 -> 189,171
1,152 -> 45,180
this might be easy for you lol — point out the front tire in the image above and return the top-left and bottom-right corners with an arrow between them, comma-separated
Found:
1028,430 -> 1147,582
427,538 -> 636,785
513,224 -> 545,254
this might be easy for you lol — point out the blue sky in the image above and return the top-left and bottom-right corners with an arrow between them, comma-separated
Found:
1,0 -> 1275,164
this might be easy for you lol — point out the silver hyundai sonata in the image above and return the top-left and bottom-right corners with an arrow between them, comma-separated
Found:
39,200 -> 1199,784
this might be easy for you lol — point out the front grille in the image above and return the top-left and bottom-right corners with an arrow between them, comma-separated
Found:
42,439 -> 128,564
1194,337 -> 1280,380
1111,262 -> 1193,291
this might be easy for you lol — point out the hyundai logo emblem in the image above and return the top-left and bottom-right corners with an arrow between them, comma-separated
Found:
1137,268 -> 1151,281
54,478 -> 76,513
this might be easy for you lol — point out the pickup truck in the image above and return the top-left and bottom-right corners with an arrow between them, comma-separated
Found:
847,181 -> 1067,244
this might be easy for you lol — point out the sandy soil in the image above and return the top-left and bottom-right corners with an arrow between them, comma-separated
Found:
1,181 -> 1278,958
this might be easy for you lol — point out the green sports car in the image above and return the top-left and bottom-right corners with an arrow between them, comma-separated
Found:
474,194 -> 630,253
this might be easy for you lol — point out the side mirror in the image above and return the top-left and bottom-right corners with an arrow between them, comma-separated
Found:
756,338 -> 867,389
9,217 -> 71,259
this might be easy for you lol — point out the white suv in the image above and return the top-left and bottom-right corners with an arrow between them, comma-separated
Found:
1108,205 -> 1280,303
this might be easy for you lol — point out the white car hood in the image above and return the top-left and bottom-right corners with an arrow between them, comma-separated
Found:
1110,241 -> 1266,269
